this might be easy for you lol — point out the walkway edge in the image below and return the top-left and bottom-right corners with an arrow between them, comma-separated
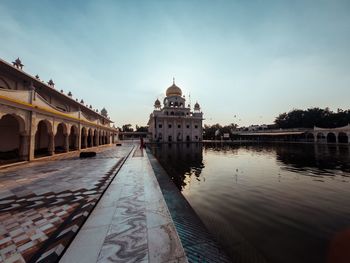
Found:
146,148 -> 232,263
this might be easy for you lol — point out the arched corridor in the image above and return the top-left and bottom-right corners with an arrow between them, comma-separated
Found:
0,114 -> 23,163
35,120 -> 53,157
0,57 -> 118,164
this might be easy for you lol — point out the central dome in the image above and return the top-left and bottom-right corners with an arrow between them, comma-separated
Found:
166,79 -> 182,97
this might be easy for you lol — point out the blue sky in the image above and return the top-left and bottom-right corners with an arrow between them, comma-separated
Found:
1,0 -> 349,127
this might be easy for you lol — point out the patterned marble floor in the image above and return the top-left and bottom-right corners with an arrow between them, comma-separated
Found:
61,147 -> 187,263
0,145 -> 133,262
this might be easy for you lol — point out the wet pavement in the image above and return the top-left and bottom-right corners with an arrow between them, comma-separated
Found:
0,145 -> 133,262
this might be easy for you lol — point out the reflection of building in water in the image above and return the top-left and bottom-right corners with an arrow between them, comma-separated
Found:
274,143 -> 350,174
148,79 -> 203,142
151,143 -> 204,190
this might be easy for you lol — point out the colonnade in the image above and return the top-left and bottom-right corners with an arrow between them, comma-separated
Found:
306,131 -> 350,144
0,113 -> 117,164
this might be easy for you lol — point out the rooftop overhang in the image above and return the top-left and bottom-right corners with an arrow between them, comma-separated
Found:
0,58 -> 113,124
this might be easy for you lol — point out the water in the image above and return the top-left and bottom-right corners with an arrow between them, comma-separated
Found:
149,143 -> 350,263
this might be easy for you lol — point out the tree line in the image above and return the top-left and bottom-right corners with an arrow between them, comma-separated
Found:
118,124 -> 148,132
203,123 -> 238,140
274,108 -> 350,129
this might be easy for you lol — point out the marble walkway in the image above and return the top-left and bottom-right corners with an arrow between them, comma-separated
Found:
0,145 -> 133,262
60,147 -> 187,263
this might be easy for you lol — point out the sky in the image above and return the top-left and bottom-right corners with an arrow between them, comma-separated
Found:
1,0 -> 350,128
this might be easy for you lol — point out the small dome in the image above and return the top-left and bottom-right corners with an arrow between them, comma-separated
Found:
154,98 -> 161,108
194,102 -> 200,109
166,79 -> 182,97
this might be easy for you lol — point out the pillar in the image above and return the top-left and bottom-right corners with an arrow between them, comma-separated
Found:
48,133 -> 54,156
19,133 -> 30,161
95,133 -> 99,147
64,134 -> 69,152
84,134 -> 88,149
78,124 -> 82,150
29,114 -> 36,161
75,134 -> 79,150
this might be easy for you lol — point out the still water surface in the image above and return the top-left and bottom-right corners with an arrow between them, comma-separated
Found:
150,143 -> 350,263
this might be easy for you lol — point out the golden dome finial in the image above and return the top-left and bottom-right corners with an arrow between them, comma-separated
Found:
166,78 -> 182,97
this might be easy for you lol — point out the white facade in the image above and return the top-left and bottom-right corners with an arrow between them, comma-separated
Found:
148,81 -> 203,142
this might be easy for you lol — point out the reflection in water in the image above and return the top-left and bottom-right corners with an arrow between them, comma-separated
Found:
150,143 -> 204,190
150,142 -> 350,263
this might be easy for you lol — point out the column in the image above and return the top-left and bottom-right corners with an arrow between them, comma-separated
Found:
48,133 -> 54,156
84,134 -> 88,148
29,114 -> 36,161
64,134 -> 69,152
95,133 -> 99,147
78,124 -> 82,150
19,133 -> 30,161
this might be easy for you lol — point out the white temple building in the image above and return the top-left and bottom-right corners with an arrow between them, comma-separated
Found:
148,80 -> 203,142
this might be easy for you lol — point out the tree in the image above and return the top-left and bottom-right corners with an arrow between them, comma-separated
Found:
274,107 -> 350,129
136,125 -> 148,132
203,123 -> 238,140
122,124 -> 133,132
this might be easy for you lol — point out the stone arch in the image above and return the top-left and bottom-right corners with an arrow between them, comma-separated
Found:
69,125 -> 79,150
54,123 -> 67,153
338,132 -> 348,143
0,114 -> 25,163
81,127 -> 87,149
87,128 -> 93,147
317,132 -> 326,142
35,120 -> 53,157
306,133 -> 314,142
327,132 -> 336,143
